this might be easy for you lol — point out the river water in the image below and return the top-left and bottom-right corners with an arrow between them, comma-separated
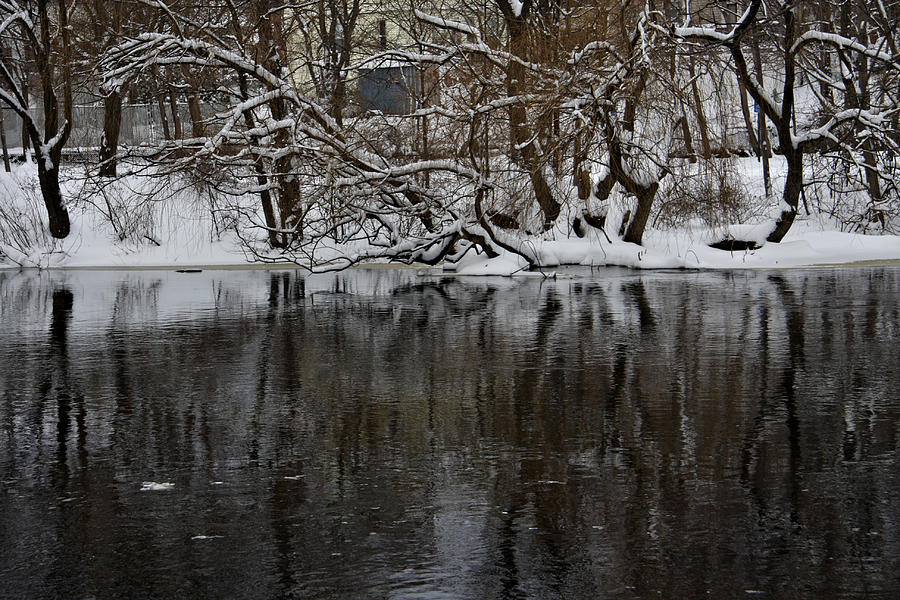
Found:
0,267 -> 897,599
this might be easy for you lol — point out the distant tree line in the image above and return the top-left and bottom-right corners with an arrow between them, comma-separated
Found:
1,0 -> 898,267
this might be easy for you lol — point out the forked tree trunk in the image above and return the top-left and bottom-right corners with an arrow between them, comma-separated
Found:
502,6 -> 561,231
34,0 -> 72,239
237,73 -> 281,248
225,2 -> 281,248
258,3 -> 301,246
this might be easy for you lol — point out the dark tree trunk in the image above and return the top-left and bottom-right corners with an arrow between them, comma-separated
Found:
150,66 -> 171,141
237,73 -> 281,248
225,2 -> 281,248
21,117 -> 29,162
187,93 -> 204,138
736,75 -> 759,155
180,65 -> 205,139
167,84 -> 182,140
0,111 -> 10,172
503,9 -> 561,230
98,90 -> 122,177
37,159 -> 70,239
623,183 -> 658,245
678,113 -> 697,162
767,151 -> 801,243
767,5 -> 801,243
33,0 -> 72,239
156,91 -> 171,140
862,146 -> 883,202
258,5 -> 301,246
688,56 -> 712,159
750,29 -> 771,196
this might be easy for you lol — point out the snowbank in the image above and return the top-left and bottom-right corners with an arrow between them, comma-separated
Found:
0,163 -> 897,274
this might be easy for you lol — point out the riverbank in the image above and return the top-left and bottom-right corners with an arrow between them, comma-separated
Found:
2,225 -> 898,274
1,164 -> 898,273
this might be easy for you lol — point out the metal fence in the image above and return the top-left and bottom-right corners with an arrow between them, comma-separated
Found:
0,102 -> 217,153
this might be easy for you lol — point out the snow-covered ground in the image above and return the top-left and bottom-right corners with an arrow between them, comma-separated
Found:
0,161 -> 897,273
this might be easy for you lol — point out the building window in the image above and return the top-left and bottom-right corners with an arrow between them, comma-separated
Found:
359,65 -> 421,115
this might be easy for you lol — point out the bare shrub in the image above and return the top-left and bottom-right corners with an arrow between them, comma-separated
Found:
0,173 -> 55,265
653,158 -> 749,230
71,161 -> 234,249
807,154 -> 899,235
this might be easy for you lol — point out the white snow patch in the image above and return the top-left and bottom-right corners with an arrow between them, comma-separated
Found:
452,250 -> 529,276
140,481 -> 175,491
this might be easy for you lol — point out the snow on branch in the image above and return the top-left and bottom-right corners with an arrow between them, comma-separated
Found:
0,81 -> 26,116
671,0 -> 758,46
792,31 -> 896,64
794,108 -> 892,151
0,8 -> 30,38
672,26 -> 731,43
414,10 -> 480,38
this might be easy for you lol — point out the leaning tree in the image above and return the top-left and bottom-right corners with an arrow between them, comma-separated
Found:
0,0 -> 75,238
675,0 -> 900,242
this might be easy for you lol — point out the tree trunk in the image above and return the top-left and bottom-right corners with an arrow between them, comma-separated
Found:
19,85 -> 29,162
862,146 -> 883,202
736,75 -> 759,155
156,91 -> 171,141
37,159 -> 70,239
507,99 -> 560,230
178,65 -> 205,139
0,111 -> 10,172
34,0 -> 72,239
750,31 -> 771,196
503,10 -> 561,230
767,151 -> 801,243
258,4 -> 300,246
167,84 -> 182,140
150,66 -> 171,141
688,56 -> 712,159
187,93 -> 204,139
678,112 -> 697,162
767,4 -> 801,242
237,73 -> 281,248
623,183 -> 658,245
21,117 -> 29,162
98,90 -> 122,177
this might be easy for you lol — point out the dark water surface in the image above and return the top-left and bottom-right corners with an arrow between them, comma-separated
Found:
0,267 -> 898,599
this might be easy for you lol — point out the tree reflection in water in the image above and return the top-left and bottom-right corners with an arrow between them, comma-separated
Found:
0,267 -> 897,599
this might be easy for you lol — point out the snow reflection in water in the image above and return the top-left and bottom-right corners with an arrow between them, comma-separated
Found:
0,267 -> 898,599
